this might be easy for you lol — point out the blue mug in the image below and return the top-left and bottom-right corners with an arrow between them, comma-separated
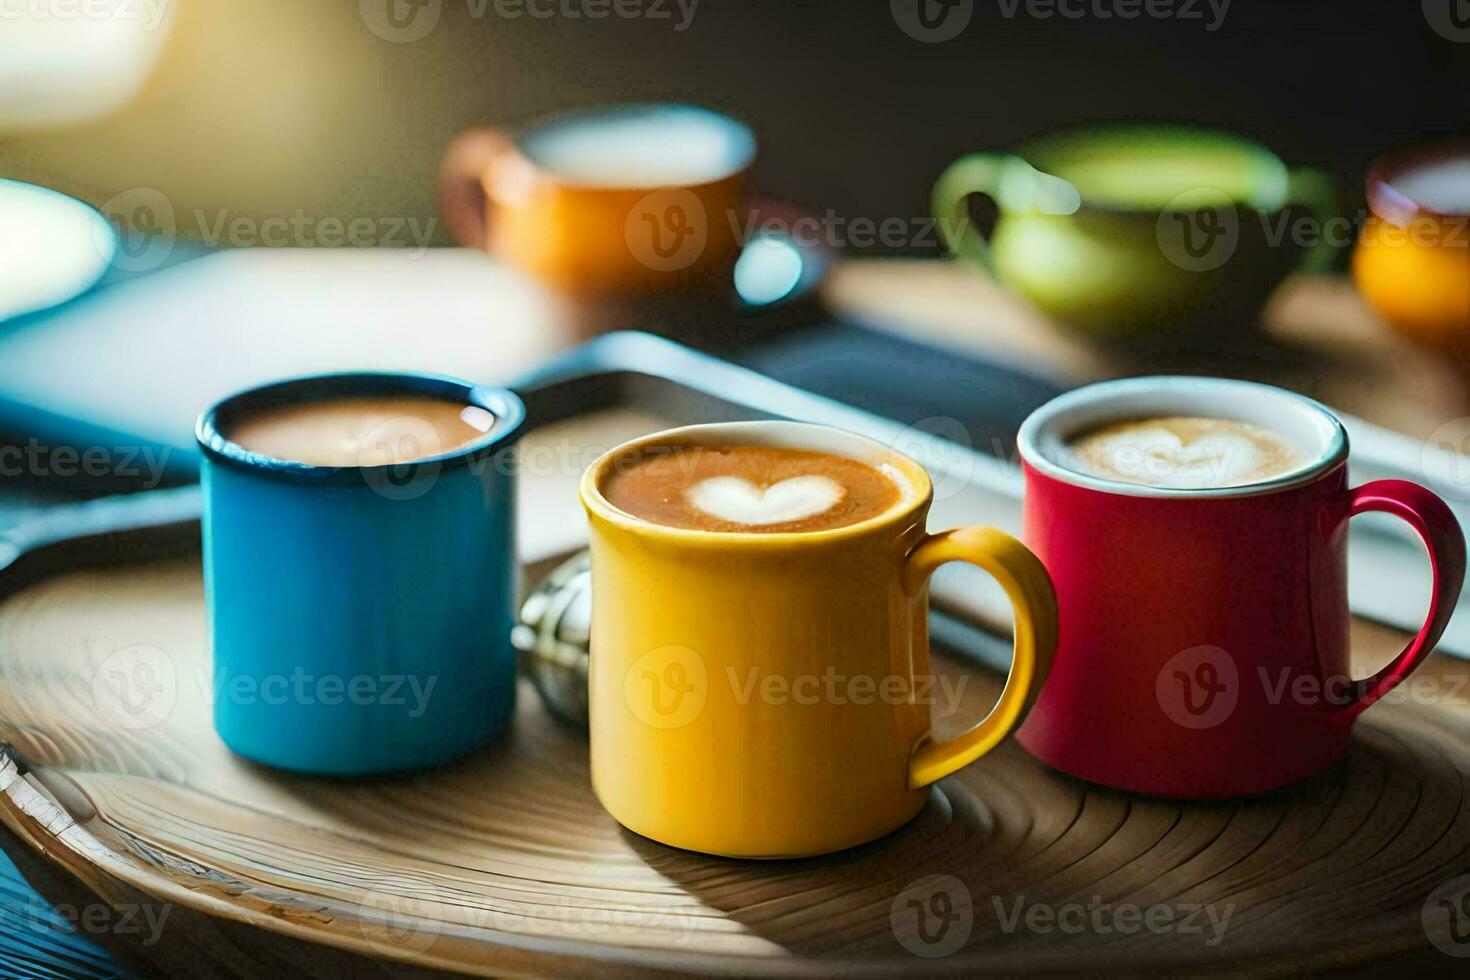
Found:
196,373 -> 526,774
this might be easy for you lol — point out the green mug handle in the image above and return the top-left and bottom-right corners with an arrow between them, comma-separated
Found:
1286,166 -> 1342,274
933,153 -> 1081,273
933,153 -> 1023,273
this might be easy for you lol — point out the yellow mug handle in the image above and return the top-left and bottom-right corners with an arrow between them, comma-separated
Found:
902,526 -> 1058,789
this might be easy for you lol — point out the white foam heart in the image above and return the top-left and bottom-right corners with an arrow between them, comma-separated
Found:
1089,428 -> 1265,488
686,475 -> 843,526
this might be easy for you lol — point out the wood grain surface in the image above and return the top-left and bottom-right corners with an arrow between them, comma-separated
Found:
4,262 -> 1470,976
1,546 -> 1468,976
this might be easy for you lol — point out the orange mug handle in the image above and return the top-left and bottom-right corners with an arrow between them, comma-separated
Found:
438,127 -> 514,250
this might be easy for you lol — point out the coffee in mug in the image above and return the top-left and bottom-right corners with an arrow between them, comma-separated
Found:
439,103 -> 757,298
581,421 -> 1058,858
600,445 -> 907,533
227,394 -> 497,467
1065,416 -> 1304,490
197,373 -> 526,775
1016,376 -> 1465,797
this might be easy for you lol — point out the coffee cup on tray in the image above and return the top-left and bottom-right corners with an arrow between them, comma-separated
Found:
197,372 -> 525,775
1015,377 -> 1466,797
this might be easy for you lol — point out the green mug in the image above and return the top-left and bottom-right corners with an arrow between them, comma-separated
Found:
933,126 -> 1339,341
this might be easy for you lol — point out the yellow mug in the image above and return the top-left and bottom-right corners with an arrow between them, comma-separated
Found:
579,421 -> 1058,858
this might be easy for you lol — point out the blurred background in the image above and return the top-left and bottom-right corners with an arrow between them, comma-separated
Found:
2,3 -> 1470,974
4,0 -> 1467,249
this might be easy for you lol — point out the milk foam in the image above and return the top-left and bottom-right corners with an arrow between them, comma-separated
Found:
686,475 -> 844,526
1068,417 -> 1303,490
1390,158 -> 1470,215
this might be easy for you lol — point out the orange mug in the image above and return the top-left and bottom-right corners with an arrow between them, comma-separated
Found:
1353,140 -> 1470,358
440,103 -> 760,299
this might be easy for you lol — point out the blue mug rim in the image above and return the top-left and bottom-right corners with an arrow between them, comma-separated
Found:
196,371 -> 526,484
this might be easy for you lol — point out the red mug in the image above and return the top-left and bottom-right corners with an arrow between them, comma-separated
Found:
1015,377 -> 1466,797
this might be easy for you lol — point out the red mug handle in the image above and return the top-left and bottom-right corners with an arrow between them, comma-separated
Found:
1335,479 -> 1466,721
438,127 -> 513,250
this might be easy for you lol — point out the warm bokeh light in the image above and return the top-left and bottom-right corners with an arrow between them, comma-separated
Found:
0,0 -> 175,128
0,178 -> 115,319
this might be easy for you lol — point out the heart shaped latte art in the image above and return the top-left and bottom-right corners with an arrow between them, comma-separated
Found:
686,475 -> 844,526
1088,428 -> 1265,488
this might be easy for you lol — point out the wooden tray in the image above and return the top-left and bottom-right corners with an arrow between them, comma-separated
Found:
4,502 -> 1470,976
2,340 -> 1469,975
